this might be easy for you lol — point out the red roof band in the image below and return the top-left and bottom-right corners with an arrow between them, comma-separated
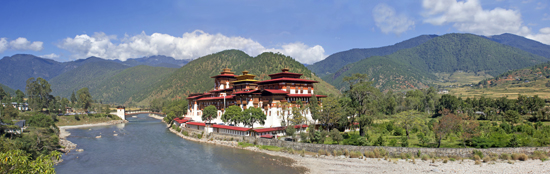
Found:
255,77 -> 319,84
213,124 -> 252,131
253,124 -> 308,133
186,122 -> 206,126
287,94 -> 327,98
263,89 -> 289,94
197,95 -> 235,101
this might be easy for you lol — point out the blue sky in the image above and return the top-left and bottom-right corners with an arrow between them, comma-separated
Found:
1,0 -> 549,64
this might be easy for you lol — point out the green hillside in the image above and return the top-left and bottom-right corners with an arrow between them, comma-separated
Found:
308,34 -> 437,76
50,61 -> 129,98
486,33 -> 550,59
477,61 -> 550,88
0,83 -> 16,95
322,56 -> 436,91
91,65 -> 176,104
387,33 -> 548,77
133,50 -> 340,105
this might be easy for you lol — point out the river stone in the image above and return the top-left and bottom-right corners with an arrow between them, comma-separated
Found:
76,149 -> 84,152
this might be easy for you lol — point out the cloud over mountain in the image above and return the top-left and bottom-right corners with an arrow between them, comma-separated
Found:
0,37 -> 43,53
421,0 -> 550,45
57,30 -> 327,64
373,3 -> 415,35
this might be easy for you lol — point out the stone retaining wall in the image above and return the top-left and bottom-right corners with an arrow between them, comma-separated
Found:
179,127 -> 550,158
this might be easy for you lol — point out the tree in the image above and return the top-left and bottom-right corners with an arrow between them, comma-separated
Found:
0,87 -> 6,102
14,89 -> 25,104
318,97 -> 342,131
344,73 -> 381,135
290,101 -> 306,125
459,113 -> 479,148
309,95 -> 320,123
433,111 -> 461,148
0,150 -> 60,174
70,91 -> 77,107
76,88 -> 93,110
202,105 -> 217,123
25,77 -> 53,111
285,126 -> 296,142
329,128 -> 343,144
242,107 -> 266,129
504,110 -> 522,124
221,105 -> 242,125
394,110 -> 422,139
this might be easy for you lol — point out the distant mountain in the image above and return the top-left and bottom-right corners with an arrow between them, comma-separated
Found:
322,56 -> 436,91
130,50 -> 340,105
0,83 -> 15,95
117,55 -> 189,68
50,60 -> 129,98
90,65 -> 176,104
386,33 -> 548,77
485,33 -> 550,59
322,33 -> 548,92
0,54 -> 74,90
0,54 -> 188,91
308,34 -> 438,76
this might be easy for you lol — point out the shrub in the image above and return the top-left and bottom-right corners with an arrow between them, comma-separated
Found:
379,148 -> 388,157
318,149 -> 325,156
472,150 -> 484,159
336,150 -> 343,156
344,149 -> 350,157
417,150 -> 422,158
400,136 -> 409,147
350,151 -> 362,158
421,155 -> 429,161
532,150 -> 548,161
512,153 -> 528,161
449,158 -> 456,161
500,153 -> 511,160
182,131 -> 189,136
443,159 -> 448,163
482,156 -> 491,163
474,155 -> 481,161
300,149 -> 305,157
366,151 -> 375,158
400,153 -> 407,159
289,148 -> 295,154
373,148 -> 381,158
475,160 -> 481,165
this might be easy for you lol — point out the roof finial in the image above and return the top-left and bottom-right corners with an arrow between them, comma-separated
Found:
282,67 -> 290,72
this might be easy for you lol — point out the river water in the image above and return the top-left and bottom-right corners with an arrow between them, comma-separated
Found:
55,114 -> 305,174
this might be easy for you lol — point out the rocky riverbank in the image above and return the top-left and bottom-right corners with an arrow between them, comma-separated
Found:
58,120 -> 127,153
167,127 -> 550,174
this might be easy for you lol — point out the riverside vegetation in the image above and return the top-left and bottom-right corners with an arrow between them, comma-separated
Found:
0,78 -> 120,173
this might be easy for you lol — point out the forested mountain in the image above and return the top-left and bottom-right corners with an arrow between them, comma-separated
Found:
90,65 -> 177,104
0,83 -> 15,95
322,56 -> 436,91
131,50 -> 340,105
115,55 -> 189,68
322,33 -> 548,92
386,33 -> 548,77
486,33 -> 550,59
0,54 -> 71,90
307,34 -> 438,76
50,60 -> 129,98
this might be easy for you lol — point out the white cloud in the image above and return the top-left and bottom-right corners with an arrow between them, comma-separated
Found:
372,3 -> 415,35
0,38 -> 7,53
0,37 -> 43,53
526,27 -> 550,45
57,30 -> 327,64
40,53 -> 60,59
422,0 -> 530,36
421,0 -> 550,45
9,37 -> 43,51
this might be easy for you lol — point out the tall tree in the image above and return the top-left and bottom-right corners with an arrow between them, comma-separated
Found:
308,95 -> 320,124
202,105 -> 217,123
14,90 -> 25,104
291,100 -> 306,125
0,87 -> 6,102
433,110 -> 461,148
76,88 -> 93,110
394,110 -> 423,139
318,97 -> 342,131
221,105 -> 242,125
70,91 -> 77,107
242,107 -> 266,129
344,73 -> 381,135
25,77 -> 53,111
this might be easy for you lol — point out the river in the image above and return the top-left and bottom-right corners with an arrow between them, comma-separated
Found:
55,114 -> 305,174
